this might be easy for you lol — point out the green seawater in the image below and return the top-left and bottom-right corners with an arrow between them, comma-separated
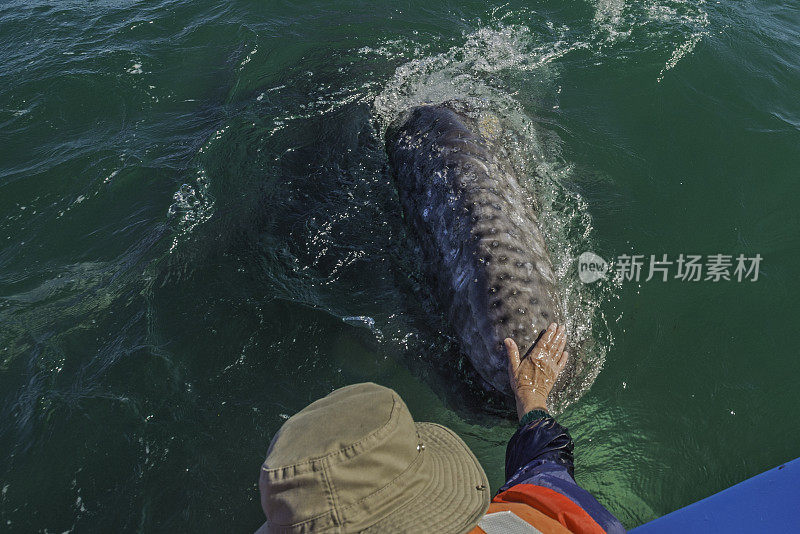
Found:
1,0 -> 799,531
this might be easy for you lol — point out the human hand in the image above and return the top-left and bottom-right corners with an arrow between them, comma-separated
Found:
505,323 -> 569,420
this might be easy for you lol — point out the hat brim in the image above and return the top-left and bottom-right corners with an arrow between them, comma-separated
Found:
360,422 -> 490,534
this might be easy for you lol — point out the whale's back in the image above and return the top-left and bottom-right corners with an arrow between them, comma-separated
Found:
386,102 -> 563,396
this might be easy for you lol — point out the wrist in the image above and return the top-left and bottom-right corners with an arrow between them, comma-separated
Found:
515,390 -> 548,420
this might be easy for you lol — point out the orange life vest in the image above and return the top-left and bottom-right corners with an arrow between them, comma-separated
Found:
468,484 -> 607,534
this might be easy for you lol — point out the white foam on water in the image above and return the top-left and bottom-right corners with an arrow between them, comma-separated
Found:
167,169 -> 215,254
164,125 -> 232,252
658,30 -> 705,81
373,24 -> 583,130
239,45 -> 258,70
593,0 -> 631,42
587,0 -> 710,80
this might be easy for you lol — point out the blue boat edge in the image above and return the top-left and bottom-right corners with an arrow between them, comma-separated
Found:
631,457 -> 800,532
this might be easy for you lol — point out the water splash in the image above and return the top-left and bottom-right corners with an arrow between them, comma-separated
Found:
165,125 -> 227,253
588,0 -> 710,80
373,24 -> 580,130
167,169 -> 215,253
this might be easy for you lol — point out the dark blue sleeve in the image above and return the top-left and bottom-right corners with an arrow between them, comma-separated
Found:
503,412 -> 576,482
500,412 -> 627,534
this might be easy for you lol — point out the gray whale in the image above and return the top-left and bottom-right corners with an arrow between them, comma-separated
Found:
386,101 -> 563,396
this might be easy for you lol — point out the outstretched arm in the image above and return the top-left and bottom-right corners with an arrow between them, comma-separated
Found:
500,324 -> 626,533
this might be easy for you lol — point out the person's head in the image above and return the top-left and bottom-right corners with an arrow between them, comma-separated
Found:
258,383 -> 490,533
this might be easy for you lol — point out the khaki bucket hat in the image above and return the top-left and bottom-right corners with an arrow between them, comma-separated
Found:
258,383 -> 490,533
